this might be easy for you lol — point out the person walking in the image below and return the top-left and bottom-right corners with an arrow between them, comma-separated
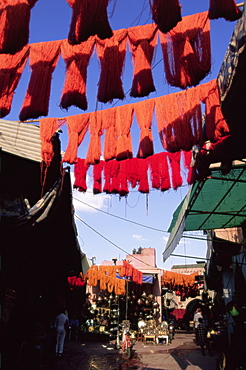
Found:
54,309 -> 69,357
197,317 -> 213,356
193,307 -> 203,345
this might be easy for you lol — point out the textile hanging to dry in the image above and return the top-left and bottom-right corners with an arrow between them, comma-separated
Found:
66,0 -> 113,44
85,110 -> 103,165
74,150 -> 193,196
149,152 -> 171,191
0,45 -> 29,118
160,11 -> 211,89
123,261 -> 142,284
183,150 -> 194,185
96,29 -> 128,103
115,104 -> 134,160
0,0 -> 38,54
60,37 -> 95,111
73,158 -> 89,192
101,158 -> 129,196
155,85 -> 203,151
150,0 -> 182,34
102,107 -> 117,161
159,152 -> 172,191
63,113 -> 90,164
208,0 -> 242,21
200,79 -> 229,141
19,40 -> 61,121
117,159 -> 129,197
126,157 -> 149,193
134,99 -> 155,158
136,158 -> 149,193
162,270 -> 198,288
128,24 -> 158,98
149,153 -> 162,190
39,117 -> 65,166
103,160 -> 120,194
168,151 -> 182,189
93,160 -> 104,194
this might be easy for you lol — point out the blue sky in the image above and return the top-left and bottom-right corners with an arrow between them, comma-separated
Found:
6,0 -> 239,270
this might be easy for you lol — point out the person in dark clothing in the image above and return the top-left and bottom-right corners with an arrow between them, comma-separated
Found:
197,317 -> 213,356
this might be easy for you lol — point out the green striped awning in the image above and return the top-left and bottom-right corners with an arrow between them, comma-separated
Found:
163,161 -> 246,261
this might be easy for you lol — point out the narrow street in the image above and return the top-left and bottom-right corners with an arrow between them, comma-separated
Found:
41,330 -> 220,370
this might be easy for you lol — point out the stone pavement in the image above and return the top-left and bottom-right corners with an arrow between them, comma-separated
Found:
40,330 -> 220,370
131,330 -> 220,369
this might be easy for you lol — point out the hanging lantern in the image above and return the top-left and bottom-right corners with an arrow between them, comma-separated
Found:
131,291 -> 136,300
142,291 -> 147,298
109,294 -> 114,300
148,294 -> 154,301
137,298 -> 143,305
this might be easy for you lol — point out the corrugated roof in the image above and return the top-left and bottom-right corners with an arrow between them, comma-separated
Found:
0,119 -> 41,162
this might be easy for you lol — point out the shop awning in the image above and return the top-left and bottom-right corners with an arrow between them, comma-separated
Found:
163,162 -> 246,261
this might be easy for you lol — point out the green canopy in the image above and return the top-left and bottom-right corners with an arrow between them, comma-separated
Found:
163,161 -> 246,261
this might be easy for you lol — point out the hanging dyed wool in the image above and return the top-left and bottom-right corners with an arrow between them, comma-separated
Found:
96,29 -> 127,103
73,158 -> 89,192
208,0 -> 242,21
60,37 -> 95,111
160,12 -> 211,88
0,0 -> 38,54
137,158 -> 149,193
155,87 -> 203,152
155,95 -> 170,150
148,154 -> 161,189
66,0 -> 113,44
103,159 -> 111,193
182,150 -> 194,185
93,160 -> 104,194
85,110 -> 103,165
63,113 -> 90,164
39,117 -> 65,166
115,104 -> 134,161
172,86 -> 203,151
128,24 -> 158,98
126,158 -> 139,189
117,160 -> 129,197
0,45 -> 29,118
135,99 -> 155,158
158,152 -> 171,191
150,0 -> 182,34
19,40 -> 61,121
168,151 -> 182,189
103,160 -> 120,194
102,107 -> 117,161
110,160 -> 121,194
200,79 -> 229,141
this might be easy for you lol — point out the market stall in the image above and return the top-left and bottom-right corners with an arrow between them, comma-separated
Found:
81,261 -> 162,339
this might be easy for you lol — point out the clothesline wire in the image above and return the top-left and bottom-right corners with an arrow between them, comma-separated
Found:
73,196 -> 242,246
74,213 -> 157,269
73,195 -> 167,233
